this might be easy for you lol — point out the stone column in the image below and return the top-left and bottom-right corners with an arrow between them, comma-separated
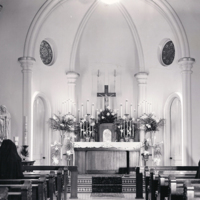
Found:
178,57 -> 195,165
66,71 -> 79,115
18,57 -> 35,150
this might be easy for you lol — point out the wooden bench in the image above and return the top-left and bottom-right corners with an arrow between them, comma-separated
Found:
0,176 -> 47,200
183,182 -> 200,200
140,166 -> 198,200
22,165 -> 78,200
23,171 -> 55,200
0,180 -> 32,200
0,187 -> 8,200
157,172 -> 196,200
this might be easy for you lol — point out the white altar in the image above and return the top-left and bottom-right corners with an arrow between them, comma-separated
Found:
74,142 -> 142,174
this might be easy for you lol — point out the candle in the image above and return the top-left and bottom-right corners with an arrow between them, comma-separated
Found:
78,109 -> 80,122
125,100 -> 128,114
24,116 -> 28,145
130,104 -> 133,118
92,103 -> 94,117
120,104 -> 122,117
86,100 -> 89,114
81,104 -> 84,118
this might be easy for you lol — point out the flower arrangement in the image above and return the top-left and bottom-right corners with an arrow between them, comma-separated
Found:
48,112 -> 78,133
137,113 -> 165,132
98,107 -> 117,124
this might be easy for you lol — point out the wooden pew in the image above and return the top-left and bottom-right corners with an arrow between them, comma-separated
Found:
24,171 -> 55,200
143,166 -> 198,200
0,180 -> 32,200
169,177 -> 200,200
22,165 -> 78,200
183,182 -> 200,200
157,172 -> 196,200
0,187 -> 8,200
0,176 -> 47,200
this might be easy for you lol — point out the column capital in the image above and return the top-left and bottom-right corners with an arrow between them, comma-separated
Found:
134,72 -> 149,84
178,57 -> 195,72
18,56 -> 36,71
66,71 -> 80,84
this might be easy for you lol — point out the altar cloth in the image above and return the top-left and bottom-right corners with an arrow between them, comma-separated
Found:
74,142 -> 142,151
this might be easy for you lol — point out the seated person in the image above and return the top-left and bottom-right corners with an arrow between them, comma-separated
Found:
0,139 -> 24,179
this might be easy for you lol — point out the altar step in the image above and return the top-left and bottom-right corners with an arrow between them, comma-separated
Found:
67,174 -> 145,193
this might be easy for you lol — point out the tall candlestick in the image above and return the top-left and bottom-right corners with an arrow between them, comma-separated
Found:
86,100 -> 89,114
120,104 -> 123,117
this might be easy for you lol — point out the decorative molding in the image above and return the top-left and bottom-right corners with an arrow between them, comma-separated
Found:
145,0 -> 190,58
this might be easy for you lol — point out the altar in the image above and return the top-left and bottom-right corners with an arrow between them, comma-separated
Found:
74,142 -> 142,174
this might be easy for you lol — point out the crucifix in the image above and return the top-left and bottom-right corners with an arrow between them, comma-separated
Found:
97,85 -> 116,109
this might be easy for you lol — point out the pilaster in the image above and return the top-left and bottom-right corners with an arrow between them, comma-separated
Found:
178,57 -> 195,165
66,71 -> 80,114
18,56 -> 35,149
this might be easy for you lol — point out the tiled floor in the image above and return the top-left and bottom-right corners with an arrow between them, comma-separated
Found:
61,193 -> 145,200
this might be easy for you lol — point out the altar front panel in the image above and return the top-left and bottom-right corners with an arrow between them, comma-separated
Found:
74,142 -> 141,174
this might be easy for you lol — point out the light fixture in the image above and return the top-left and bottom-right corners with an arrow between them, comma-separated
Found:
101,0 -> 120,5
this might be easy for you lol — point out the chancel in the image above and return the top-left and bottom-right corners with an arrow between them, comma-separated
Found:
0,0 -> 200,199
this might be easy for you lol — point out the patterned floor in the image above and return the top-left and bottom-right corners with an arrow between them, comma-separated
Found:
58,193 -> 144,200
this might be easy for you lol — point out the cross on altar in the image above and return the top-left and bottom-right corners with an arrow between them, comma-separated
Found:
97,85 -> 116,109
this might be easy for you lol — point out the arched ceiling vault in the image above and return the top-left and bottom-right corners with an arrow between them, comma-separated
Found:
23,0 -> 190,71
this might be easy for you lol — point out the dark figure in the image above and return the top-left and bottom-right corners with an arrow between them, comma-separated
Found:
0,139 -> 24,179
195,160 -> 200,178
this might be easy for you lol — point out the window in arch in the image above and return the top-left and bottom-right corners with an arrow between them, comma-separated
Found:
40,40 -> 55,66
159,39 -> 175,66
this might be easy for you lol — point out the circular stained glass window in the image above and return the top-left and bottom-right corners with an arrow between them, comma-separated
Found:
161,40 -> 175,66
40,40 -> 54,65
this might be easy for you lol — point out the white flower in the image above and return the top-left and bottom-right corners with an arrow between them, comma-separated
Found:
146,124 -> 151,128
111,113 -> 114,116
60,123 -> 64,127
107,106 -> 110,109
107,113 -> 110,116
144,150 -> 149,155
102,116 -> 105,119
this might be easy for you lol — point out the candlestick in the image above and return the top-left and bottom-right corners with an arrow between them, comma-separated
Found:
78,109 -> 80,123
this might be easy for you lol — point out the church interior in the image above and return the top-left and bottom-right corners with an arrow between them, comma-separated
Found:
0,0 -> 200,199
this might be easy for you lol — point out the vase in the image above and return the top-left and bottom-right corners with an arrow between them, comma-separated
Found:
129,138 -> 134,142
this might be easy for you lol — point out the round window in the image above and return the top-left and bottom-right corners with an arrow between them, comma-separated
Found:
160,40 -> 175,66
40,40 -> 54,66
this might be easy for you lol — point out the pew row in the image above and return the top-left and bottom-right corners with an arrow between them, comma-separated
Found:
22,165 -> 78,199
136,166 -> 198,200
0,181 -> 32,200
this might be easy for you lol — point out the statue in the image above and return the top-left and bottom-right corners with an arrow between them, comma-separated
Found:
0,105 -> 11,139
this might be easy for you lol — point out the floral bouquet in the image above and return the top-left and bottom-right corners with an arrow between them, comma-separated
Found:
137,113 -> 165,132
49,112 -> 78,133
49,112 -> 79,144
98,107 -> 117,124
